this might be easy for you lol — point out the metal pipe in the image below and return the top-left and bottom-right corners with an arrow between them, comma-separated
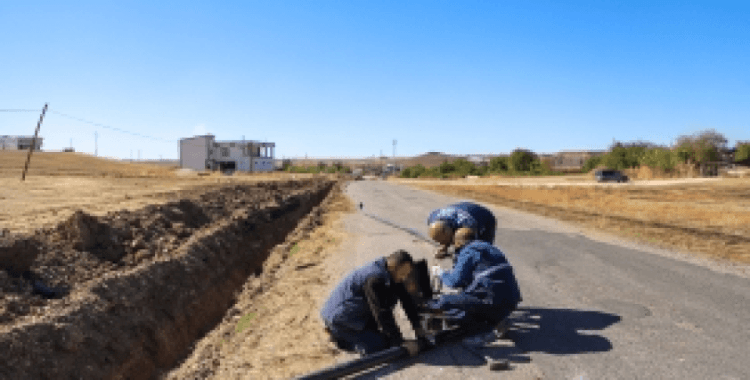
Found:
294,346 -> 408,380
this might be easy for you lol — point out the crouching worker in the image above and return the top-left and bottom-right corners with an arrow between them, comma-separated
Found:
428,201 -> 497,259
320,250 -> 431,356
428,239 -> 522,327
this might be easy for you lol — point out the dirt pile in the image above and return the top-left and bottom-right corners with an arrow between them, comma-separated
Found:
0,231 -> 42,274
0,178 -> 336,380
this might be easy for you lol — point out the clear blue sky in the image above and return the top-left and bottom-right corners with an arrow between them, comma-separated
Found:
1,1 -> 748,160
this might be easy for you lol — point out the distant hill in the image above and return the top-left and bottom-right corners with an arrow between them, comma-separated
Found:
399,152 -> 467,168
0,151 -> 177,178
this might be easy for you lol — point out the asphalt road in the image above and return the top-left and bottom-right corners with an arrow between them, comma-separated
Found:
323,180 -> 750,380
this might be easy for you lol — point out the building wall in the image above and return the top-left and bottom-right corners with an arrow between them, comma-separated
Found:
179,136 -> 212,171
180,135 -> 275,172
252,158 -> 274,172
0,136 -> 43,151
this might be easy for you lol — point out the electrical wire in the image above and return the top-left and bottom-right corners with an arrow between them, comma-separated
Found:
47,109 -> 176,143
2,107 -> 177,143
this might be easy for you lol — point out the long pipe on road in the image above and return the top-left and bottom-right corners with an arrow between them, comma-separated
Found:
294,346 -> 408,380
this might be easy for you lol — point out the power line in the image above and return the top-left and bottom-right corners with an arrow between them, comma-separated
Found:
47,109 -> 177,143
3,107 -> 176,144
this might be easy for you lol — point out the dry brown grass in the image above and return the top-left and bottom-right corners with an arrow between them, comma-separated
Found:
407,179 -> 750,264
0,151 -> 316,233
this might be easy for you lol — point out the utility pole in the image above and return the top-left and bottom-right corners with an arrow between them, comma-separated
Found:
21,103 -> 48,181
95,131 -> 98,156
393,139 -> 397,169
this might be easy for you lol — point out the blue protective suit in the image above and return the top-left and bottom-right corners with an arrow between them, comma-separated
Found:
429,240 -> 522,325
320,258 -> 421,354
427,202 -> 497,243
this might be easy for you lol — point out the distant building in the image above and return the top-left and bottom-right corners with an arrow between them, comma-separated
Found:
0,135 -> 43,151
179,135 -> 275,172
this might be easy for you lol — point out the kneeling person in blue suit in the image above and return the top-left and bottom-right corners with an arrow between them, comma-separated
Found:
428,238 -> 522,326
320,250 -> 431,355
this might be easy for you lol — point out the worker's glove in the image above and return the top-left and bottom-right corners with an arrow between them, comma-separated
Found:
431,265 -> 445,278
434,246 -> 450,259
431,275 -> 443,294
402,339 -> 428,357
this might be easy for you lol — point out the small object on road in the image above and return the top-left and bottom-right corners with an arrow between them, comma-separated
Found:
461,341 -> 511,371
359,202 -> 363,210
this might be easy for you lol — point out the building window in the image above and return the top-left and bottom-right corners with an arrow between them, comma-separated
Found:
221,147 -> 229,157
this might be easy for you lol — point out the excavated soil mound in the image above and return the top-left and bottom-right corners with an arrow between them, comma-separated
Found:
0,232 -> 42,275
0,178 -> 335,380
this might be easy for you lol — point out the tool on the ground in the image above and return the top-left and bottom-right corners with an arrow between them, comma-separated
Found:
296,345 -> 409,380
296,311 -> 510,380
460,341 -> 511,371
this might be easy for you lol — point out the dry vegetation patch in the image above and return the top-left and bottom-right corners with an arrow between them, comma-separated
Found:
408,179 -> 750,264
168,184 -> 353,380
0,151 -> 315,233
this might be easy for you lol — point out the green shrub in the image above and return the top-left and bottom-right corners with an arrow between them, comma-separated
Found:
736,144 -> 750,162
582,156 -> 602,172
489,156 -> 509,172
601,145 -> 647,170
639,147 -> 677,171
509,149 -> 536,172
400,164 -> 427,178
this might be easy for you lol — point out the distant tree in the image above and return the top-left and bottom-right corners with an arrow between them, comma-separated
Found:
281,159 -> 292,171
674,129 -> 728,165
639,147 -> 677,171
451,158 -> 478,176
735,143 -> 750,163
489,156 -> 509,172
399,164 -> 426,178
509,149 -> 537,171
438,160 -> 455,174
582,156 -> 603,172
694,129 -> 728,150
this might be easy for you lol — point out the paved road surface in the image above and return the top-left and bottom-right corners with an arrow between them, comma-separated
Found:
322,180 -> 750,380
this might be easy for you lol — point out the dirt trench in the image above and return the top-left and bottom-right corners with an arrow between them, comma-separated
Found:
0,178 -> 336,380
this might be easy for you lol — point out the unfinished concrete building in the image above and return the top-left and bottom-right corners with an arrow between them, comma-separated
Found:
0,136 -> 43,151
179,135 -> 275,172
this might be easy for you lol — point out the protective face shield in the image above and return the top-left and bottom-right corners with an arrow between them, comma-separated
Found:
400,259 -> 433,305
453,227 -> 477,249
429,221 -> 453,247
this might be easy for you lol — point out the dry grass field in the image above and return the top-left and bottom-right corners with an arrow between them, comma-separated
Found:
0,151 -> 313,233
401,177 -> 750,264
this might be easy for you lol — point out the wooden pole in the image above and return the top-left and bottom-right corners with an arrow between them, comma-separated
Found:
21,103 -> 48,181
